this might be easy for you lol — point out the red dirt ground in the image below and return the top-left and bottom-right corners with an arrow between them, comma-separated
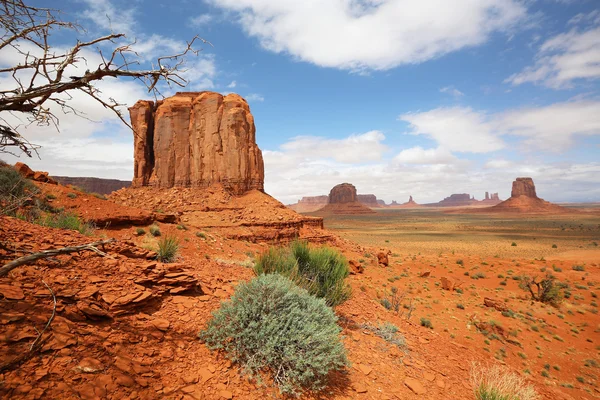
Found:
1,183 -> 597,399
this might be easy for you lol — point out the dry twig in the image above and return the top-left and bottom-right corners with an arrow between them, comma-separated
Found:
0,238 -> 115,276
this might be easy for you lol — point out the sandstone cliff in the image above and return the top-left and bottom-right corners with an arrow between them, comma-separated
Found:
288,195 -> 328,213
129,92 -> 264,195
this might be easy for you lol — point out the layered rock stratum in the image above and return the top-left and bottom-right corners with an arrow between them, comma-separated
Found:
129,92 -> 264,195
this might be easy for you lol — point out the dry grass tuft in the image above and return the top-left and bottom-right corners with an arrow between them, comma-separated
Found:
471,363 -> 539,400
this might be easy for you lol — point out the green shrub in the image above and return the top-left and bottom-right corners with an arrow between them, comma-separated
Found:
519,273 -> 563,307
254,240 -> 351,307
91,192 -> 107,200
45,193 -> 57,200
0,166 -> 38,214
66,192 -> 77,199
552,244 -> 557,249
572,265 -> 585,272
196,231 -> 206,239
457,303 -> 465,310
149,224 -> 161,237
511,242 -> 517,247
420,318 -> 433,329
157,235 -> 179,263
136,227 -> 146,236
37,211 -> 94,235
456,259 -> 464,265
199,274 -> 348,396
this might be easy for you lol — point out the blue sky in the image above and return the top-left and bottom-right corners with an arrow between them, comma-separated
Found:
3,0 -> 600,203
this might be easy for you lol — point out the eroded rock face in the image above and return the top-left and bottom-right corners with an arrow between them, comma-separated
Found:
329,183 -> 357,204
511,177 -> 537,198
129,92 -> 264,195
52,177 -> 130,195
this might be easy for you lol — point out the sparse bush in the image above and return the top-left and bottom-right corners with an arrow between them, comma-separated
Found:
511,242 -> 517,247
519,273 -> 563,307
368,322 -> 406,348
91,192 -> 107,200
136,227 -> 146,236
471,364 -> 539,400
572,265 -> 585,272
149,224 -> 161,237
157,235 -> 179,263
420,318 -> 433,329
196,231 -> 207,239
176,224 -> 187,230
0,166 -> 38,214
552,244 -> 557,249
457,303 -> 465,310
36,211 -> 94,235
45,193 -> 56,200
254,240 -> 350,307
471,272 -> 486,280
456,259 -> 464,265
199,274 -> 348,396
66,192 -> 77,199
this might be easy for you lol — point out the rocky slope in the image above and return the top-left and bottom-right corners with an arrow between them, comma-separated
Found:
129,92 -> 264,194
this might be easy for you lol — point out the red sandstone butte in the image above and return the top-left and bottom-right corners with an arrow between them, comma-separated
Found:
128,92 -> 264,195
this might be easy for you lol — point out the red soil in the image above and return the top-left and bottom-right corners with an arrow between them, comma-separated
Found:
0,181 -> 592,399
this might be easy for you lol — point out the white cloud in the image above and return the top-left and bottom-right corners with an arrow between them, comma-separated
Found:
280,131 -> 387,163
394,147 -> 458,164
400,107 -> 505,153
227,80 -> 237,88
189,14 -> 214,27
245,93 -> 264,102
400,100 -> 600,153
484,159 -> 514,169
498,100 -> 600,149
206,0 -> 527,71
79,0 -> 136,36
440,86 -> 465,97
505,24 -> 600,88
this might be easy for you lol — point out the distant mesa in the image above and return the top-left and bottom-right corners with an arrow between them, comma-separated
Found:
388,195 -> 422,208
488,177 -> 569,214
52,176 -> 130,195
288,190 -> 384,212
288,195 -> 328,213
129,91 -> 264,195
426,192 -> 502,207
315,183 -> 376,214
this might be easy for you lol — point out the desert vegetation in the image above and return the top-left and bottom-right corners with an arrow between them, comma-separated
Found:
471,364 -> 539,400
254,240 -> 351,307
199,274 -> 348,396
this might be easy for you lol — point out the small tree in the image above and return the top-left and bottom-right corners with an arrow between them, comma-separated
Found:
0,0 -> 207,157
519,273 -> 563,307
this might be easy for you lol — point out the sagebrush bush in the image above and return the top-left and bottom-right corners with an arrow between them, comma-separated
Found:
254,240 -> 351,307
149,224 -> 161,237
199,274 -> 348,396
471,364 -> 539,400
157,235 -> 179,262
0,166 -> 37,214
37,211 -> 94,235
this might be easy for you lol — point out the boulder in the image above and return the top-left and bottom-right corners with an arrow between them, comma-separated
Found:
129,92 -> 264,195
377,251 -> 389,267
14,162 -> 34,178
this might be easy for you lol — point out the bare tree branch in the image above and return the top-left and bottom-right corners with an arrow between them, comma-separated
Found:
0,0 -> 208,157
0,238 -> 115,277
